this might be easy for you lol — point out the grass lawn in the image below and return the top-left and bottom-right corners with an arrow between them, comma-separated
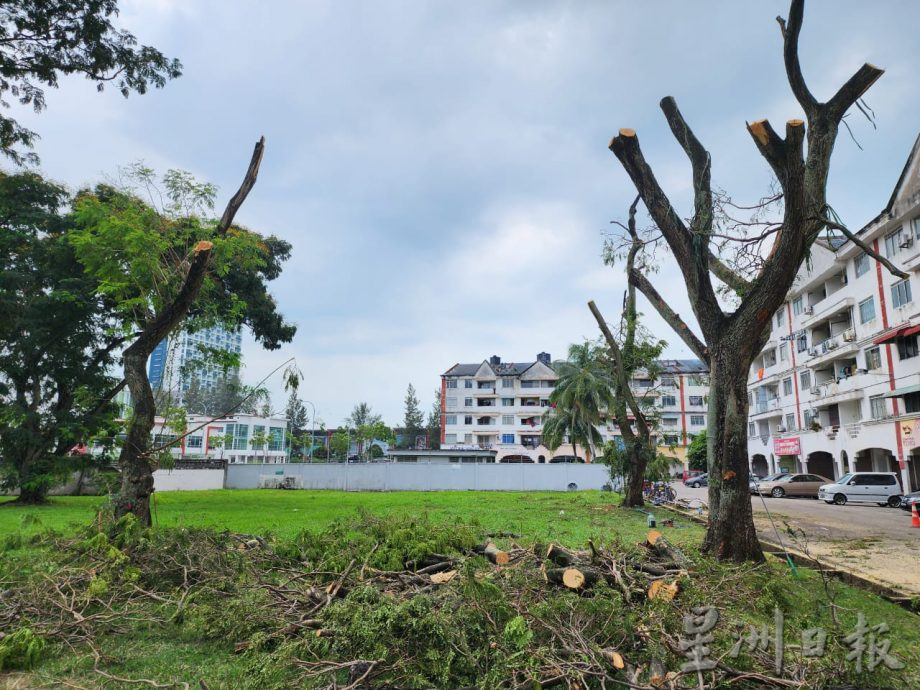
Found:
1,490 -> 918,688
0,489 -> 700,547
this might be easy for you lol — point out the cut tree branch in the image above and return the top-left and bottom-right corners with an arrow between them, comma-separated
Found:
827,63 -> 885,122
707,252 -> 750,295
816,217 -> 908,279
777,0 -> 818,117
627,269 -> 709,364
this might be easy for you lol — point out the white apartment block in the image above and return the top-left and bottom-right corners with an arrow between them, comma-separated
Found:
151,412 -> 289,464
440,354 -> 709,464
746,134 -> 920,493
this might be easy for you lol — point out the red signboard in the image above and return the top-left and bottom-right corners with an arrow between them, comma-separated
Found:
773,437 -> 801,456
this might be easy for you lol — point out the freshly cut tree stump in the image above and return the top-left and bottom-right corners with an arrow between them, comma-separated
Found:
646,530 -> 687,567
545,567 -> 599,590
545,543 -> 578,567
647,579 -> 680,601
600,648 -> 626,669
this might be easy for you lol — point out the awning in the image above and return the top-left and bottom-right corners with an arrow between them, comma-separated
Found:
883,384 -> 920,399
905,324 -> 920,337
873,325 -> 911,345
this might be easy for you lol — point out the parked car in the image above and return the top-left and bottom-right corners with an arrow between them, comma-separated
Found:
750,472 -> 789,494
684,473 -> 707,488
818,472 -> 902,506
900,491 -> 920,511
756,473 -> 832,498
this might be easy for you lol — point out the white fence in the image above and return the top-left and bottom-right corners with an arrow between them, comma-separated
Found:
153,469 -> 225,491
225,463 -> 612,492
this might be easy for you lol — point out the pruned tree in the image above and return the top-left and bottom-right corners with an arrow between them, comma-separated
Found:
70,140 -> 296,525
604,0 -> 895,560
589,199 -> 666,507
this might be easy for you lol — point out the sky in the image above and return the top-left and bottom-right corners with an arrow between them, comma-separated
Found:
14,0 -> 920,426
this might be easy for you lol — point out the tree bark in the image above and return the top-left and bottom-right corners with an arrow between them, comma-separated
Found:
700,347 -> 763,561
622,441 -> 648,508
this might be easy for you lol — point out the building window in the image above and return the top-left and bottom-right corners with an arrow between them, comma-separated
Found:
799,370 -> 811,391
464,415 -> 473,425
792,296 -> 803,315
661,395 -> 677,407
251,424 -> 266,450
464,433 -> 473,444
464,397 -> 473,407
858,296 -> 876,324
870,395 -> 887,420
897,335 -> 919,360
891,278 -> 912,308
446,379 -> 457,389
502,415 -> 513,425
865,346 -> 881,371
445,434 -> 457,444
501,434 -> 514,444
690,415 -> 705,426
662,416 -> 679,428
748,422 -> 756,436
207,428 -> 223,449
913,216 -> 920,238
803,410 -> 814,428
688,395 -> 703,406
763,349 -> 777,367
464,379 -> 473,388
445,415 -> 457,425
635,378 -> 653,388
785,413 -> 795,432
501,378 -> 514,388
477,380 -> 494,390
779,342 -> 788,362
269,427 -> 284,451
854,253 -> 869,278
661,376 -> 676,388
796,332 -> 808,353
501,398 -> 513,407
884,229 -> 904,257
187,436 -> 202,449
905,393 -> 920,414
776,307 -> 785,328
446,397 -> 457,410
782,378 -> 793,396
224,423 -> 249,451
663,435 -> 679,446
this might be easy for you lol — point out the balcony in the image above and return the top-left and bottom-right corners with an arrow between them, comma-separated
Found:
801,296 -> 854,330
808,373 -> 866,406
807,332 -> 858,367
473,388 -> 497,397
751,398 -> 781,418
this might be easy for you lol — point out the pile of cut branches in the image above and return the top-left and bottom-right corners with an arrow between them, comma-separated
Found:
0,510 -> 906,689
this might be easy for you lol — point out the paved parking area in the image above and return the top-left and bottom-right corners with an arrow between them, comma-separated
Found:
673,483 -> 920,597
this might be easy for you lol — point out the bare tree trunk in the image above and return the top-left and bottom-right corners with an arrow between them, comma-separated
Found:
701,348 -> 762,561
622,440 -> 652,508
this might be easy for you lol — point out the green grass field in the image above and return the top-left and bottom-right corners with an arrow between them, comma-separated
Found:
0,490 -> 698,547
1,490 -> 918,688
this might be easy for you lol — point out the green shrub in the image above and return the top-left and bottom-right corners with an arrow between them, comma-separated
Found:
0,628 -> 45,671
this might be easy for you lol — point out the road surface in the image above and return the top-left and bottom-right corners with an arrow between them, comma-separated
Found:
672,482 -> 920,597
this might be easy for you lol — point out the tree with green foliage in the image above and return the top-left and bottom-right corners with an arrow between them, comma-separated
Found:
0,0 -> 181,165
356,421 -> 394,461
426,391 -> 442,450
401,384 -> 424,449
285,391 -> 308,459
181,373 -> 268,417
0,172 -> 124,503
687,431 -> 708,472
347,402 -> 381,429
543,343 -> 614,464
329,429 -> 350,461
70,146 -> 296,525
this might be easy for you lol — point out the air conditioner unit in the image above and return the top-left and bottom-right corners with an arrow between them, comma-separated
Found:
804,306 -> 814,315
808,348 -> 818,357
810,387 -> 821,396
842,330 -> 856,342
900,237 -> 914,249
775,425 -> 786,433
827,341 -> 838,350
857,368 -> 868,375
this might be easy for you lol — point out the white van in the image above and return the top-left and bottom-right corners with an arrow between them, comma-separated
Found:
818,472 -> 902,507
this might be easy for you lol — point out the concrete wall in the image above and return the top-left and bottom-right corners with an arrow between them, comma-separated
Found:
224,462 -> 612,492
153,468 -> 225,491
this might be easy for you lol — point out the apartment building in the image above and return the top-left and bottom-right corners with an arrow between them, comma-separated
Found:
746,134 -> 920,493
148,325 -> 243,396
440,354 -> 709,464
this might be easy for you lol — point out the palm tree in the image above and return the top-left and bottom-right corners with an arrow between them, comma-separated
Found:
542,343 -> 614,463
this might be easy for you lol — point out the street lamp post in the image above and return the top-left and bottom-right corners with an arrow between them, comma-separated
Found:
303,400 -> 316,462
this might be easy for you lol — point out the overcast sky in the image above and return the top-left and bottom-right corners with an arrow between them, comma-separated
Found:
16,0 -> 920,426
